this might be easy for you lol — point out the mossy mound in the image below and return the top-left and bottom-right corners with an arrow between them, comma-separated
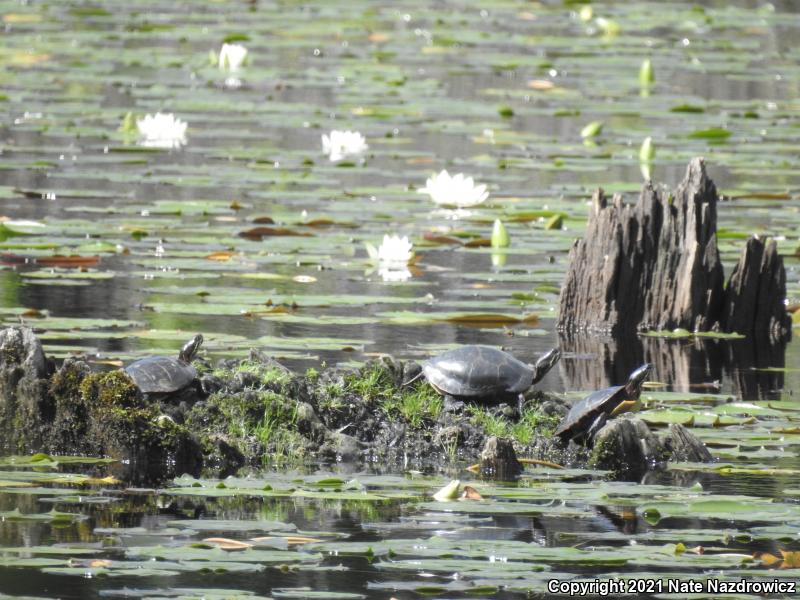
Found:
0,327 -> 712,484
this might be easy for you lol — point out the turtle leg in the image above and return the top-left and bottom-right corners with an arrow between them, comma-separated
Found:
585,413 -> 608,447
443,394 -> 465,413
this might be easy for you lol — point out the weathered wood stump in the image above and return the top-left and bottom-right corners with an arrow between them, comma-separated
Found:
588,417 -> 665,480
720,237 -> 791,343
665,423 -> 713,463
558,158 -> 791,343
479,436 -> 523,479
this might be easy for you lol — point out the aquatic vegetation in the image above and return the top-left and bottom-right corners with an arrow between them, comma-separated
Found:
321,130 -> 368,162
490,219 -> 509,248
418,170 -> 489,208
639,58 -> 654,86
218,42 -> 248,71
364,234 -> 413,268
135,112 -> 187,149
0,0 -> 798,596
580,120 -> 604,139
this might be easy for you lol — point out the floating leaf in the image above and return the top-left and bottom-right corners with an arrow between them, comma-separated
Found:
41,255 -> 99,268
238,227 -> 314,240
544,214 -> 563,230
687,127 -> 731,140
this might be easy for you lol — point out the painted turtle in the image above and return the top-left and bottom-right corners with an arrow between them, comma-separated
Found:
555,363 -> 652,446
125,334 -> 204,401
422,345 -> 560,405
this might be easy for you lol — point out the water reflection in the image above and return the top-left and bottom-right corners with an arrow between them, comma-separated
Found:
558,332 -> 787,401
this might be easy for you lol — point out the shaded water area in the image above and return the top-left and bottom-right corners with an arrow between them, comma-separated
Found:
1,0 -> 799,598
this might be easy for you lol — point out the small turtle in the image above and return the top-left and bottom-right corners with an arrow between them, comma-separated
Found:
125,334 -> 204,401
555,363 -> 652,446
422,345 -> 561,406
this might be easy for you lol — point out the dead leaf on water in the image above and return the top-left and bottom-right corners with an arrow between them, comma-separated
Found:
239,227 -> 313,240
36,255 -> 100,268
463,238 -> 491,248
423,232 -> 463,246
203,537 -> 253,550
3,13 -> 43,23
527,79 -> 555,90
460,486 -> 483,501
206,251 -> 235,262
444,313 -> 539,326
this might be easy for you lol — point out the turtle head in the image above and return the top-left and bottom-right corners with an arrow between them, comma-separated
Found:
531,348 -> 561,383
624,363 -> 652,397
179,334 -> 203,363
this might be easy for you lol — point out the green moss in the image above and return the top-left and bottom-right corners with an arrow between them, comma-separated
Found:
213,360 -> 292,389
383,385 -> 442,428
49,362 -> 88,404
203,387 -> 305,466
468,404 -> 559,445
79,370 -> 144,412
343,362 -> 394,401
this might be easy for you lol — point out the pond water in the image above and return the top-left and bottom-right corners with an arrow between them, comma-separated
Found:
0,0 -> 799,598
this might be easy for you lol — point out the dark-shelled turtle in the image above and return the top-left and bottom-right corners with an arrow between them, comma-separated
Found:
422,345 -> 560,406
555,363 -> 652,446
125,334 -> 204,401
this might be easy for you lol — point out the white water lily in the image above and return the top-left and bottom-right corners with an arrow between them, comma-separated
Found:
136,113 -> 187,149
218,43 -> 248,71
378,266 -> 412,282
418,170 -> 489,208
365,234 -> 414,281
376,234 -> 413,266
322,130 -> 368,162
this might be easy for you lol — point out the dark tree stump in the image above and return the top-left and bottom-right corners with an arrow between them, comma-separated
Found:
721,237 -> 792,343
0,326 -> 54,452
557,158 -> 791,343
588,417 -> 665,480
665,423 -> 713,463
479,436 -> 522,479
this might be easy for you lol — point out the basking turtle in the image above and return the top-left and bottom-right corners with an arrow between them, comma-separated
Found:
125,334 -> 204,401
555,363 -> 652,446
422,345 -> 560,405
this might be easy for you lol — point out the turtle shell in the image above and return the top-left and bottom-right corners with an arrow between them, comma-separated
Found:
554,384 -> 625,440
125,356 -> 197,396
422,345 -> 534,399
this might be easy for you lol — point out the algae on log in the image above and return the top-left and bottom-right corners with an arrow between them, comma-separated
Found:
586,417 -> 712,480
558,158 -> 791,343
588,417 -> 666,481
0,326 -> 201,484
0,326 -> 54,452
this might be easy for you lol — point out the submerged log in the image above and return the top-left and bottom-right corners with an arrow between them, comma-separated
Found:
557,158 -> 791,343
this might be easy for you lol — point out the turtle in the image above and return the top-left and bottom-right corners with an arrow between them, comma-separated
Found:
554,363 -> 652,446
124,334 -> 204,401
422,345 -> 561,407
